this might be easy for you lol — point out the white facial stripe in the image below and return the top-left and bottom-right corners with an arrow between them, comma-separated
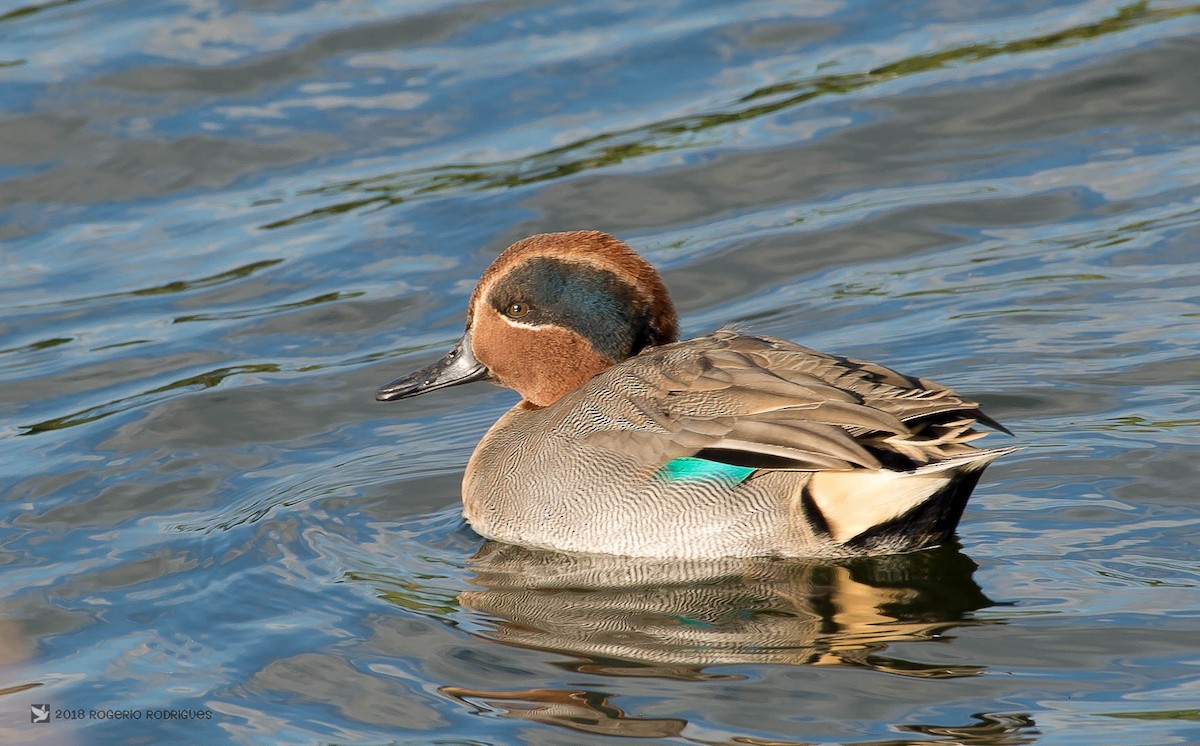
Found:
496,314 -> 579,338
499,315 -> 541,331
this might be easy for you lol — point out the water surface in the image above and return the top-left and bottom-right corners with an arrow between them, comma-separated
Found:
2,1 -> 1199,744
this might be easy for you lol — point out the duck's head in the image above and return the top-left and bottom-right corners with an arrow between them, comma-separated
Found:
376,231 -> 679,408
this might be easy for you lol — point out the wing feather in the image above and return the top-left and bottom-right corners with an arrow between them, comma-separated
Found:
578,330 -> 1010,473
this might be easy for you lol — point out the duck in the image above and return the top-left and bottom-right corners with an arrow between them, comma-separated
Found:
377,230 -> 1017,559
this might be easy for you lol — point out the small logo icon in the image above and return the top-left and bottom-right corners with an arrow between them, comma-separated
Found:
31,704 -> 50,723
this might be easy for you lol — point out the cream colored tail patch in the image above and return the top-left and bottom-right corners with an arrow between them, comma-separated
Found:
807,447 -> 1017,543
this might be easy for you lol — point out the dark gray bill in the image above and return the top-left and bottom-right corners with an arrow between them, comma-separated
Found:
376,332 -> 490,401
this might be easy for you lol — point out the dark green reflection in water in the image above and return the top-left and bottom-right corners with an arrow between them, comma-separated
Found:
0,337 -> 72,355
173,290 -> 364,323
0,0 -> 84,24
131,259 -> 284,298
1097,415 -> 1200,432
15,259 -> 284,313
20,363 -> 280,435
263,2 -> 1200,230
15,260 -> 369,435
1100,709 -> 1200,722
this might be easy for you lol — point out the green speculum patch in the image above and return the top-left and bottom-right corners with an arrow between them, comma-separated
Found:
655,457 -> 756,486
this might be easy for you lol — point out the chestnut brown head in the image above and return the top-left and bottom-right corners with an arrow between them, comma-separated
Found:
377,231 -> 679,408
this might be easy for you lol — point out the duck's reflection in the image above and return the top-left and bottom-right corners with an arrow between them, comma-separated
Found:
458,541 -> 994,679
439,686 -> 688,739
438,681 -> 1036,746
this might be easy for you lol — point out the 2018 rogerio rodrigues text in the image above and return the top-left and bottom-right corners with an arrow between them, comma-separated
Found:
32,706 -> 215,723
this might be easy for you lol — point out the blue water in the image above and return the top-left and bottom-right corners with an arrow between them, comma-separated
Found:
2,1 -> 1199,743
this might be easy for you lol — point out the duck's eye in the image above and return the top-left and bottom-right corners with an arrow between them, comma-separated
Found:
505,302 -> 529,318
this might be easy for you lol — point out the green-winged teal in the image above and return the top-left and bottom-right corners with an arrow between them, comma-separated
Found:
377,231 -> 1017,558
